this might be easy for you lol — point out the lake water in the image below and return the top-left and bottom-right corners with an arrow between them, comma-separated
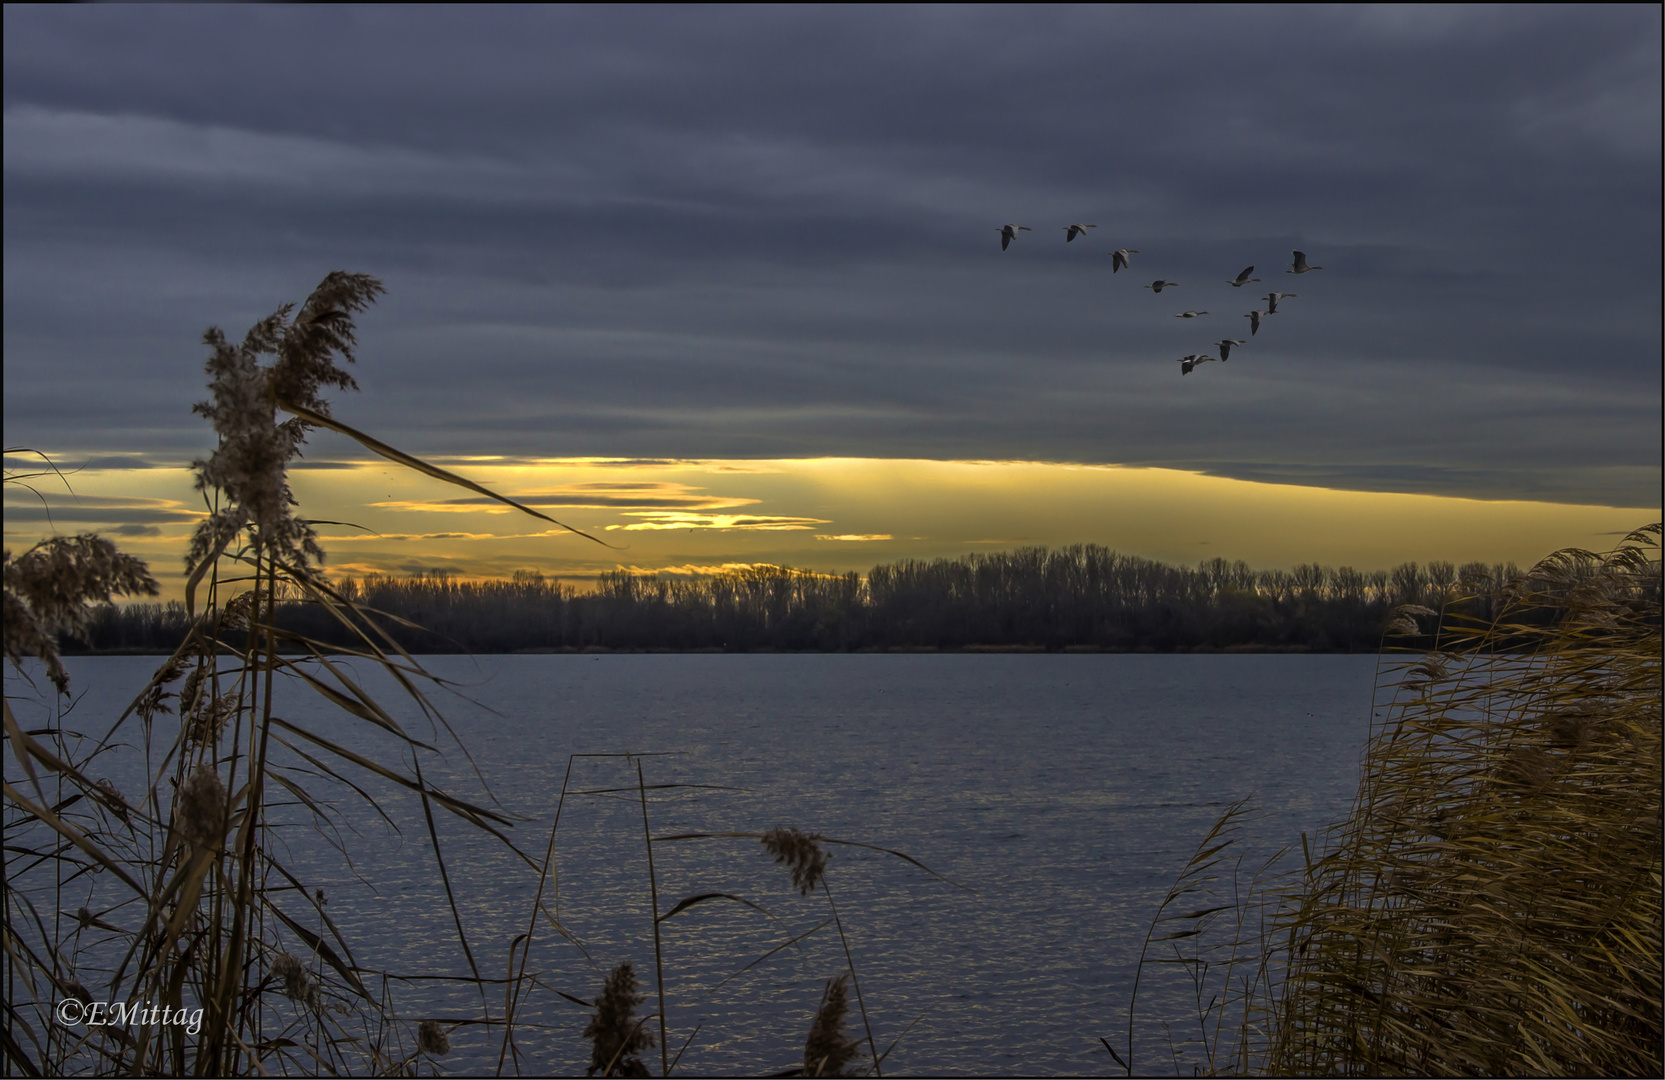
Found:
19,653 -> 1383,1076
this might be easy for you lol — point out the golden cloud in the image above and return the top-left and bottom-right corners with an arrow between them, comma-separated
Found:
618,561 -> 780,576
605,511 -> 831,532
369,480 -> 758,514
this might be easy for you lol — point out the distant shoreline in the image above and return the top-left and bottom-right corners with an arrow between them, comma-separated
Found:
67,545 -> 1501,658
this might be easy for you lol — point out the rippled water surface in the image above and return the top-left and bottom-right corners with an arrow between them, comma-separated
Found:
33,653 -> 1381,1076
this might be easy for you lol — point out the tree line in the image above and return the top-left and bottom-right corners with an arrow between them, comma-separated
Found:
71,545 -> 1533,654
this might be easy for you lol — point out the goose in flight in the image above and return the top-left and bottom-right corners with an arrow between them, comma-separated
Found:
1063,224 -> 1097,242
1227,266 -> 1262,287
999,224 -> 1033,251
1261,292 -> 1298,313
1109,248 -> 1140,273
1177,353 -> 1219,376
1174,310 -> 1210,318
1143,279 -> 1179,293
1245,309 -> 1272,335
1214,338 -> 1247,362
1287,251 -> 1324,274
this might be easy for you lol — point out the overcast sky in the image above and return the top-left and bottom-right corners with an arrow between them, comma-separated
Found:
5,5 -> 1661,512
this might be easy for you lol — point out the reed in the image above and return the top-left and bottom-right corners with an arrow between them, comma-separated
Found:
803,975 -> 860,1078
4,272 -> 527,1075
495,754 -> 961,1076
4,273 -> 949,1077
1110,523 -> 1662,1076
1267,523 -> 1662,1076
25,269 -> 1639,1076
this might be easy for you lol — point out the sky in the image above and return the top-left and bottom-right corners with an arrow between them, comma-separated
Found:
4,5 -> 1660,595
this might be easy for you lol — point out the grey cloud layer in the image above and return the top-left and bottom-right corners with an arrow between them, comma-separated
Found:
4,5 -> 1659,506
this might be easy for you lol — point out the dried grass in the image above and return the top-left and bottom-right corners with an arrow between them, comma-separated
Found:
2,273 -> 561,1075
1262,523 -> 1662,1077
1111,523 -> 1663,1077
5,273 -> 946,1077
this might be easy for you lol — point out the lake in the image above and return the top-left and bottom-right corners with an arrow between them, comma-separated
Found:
21,653 -> 1384,1076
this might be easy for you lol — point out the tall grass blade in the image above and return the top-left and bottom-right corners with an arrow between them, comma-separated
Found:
275,400 -> 615,548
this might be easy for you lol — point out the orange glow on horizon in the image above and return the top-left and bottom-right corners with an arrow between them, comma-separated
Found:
4,455 -> 1656,601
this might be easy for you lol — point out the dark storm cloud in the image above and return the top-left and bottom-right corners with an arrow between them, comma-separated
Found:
4,455 -> 165,476
3,5 -> 1659,505
0,499 -> 198,524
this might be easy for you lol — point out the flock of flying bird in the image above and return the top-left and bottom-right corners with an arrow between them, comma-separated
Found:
997,222 -> 1325,375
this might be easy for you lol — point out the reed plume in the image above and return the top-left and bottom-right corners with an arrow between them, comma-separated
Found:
417,1019 -> 452,1057
187,271 -> 383,572
762,826 -> 829,895
583,962 -> 655,1078
803,975 -> 860,1078
270,951 -> 320,1009
93,777 -> 130,824
174,764 -> 227,852
3,533 -> 157,692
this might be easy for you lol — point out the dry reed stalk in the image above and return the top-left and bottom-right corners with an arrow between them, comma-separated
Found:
637,760 -> 671,1077
1112,797 -> 1273,1075
496,751 -> 632,1075
643,824 -> 966,1077
757,826 -> 880,1073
